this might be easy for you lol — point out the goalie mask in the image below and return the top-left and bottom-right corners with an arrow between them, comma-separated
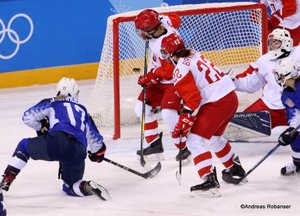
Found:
274,58 -> 299,88
134,9 -> 161,39
160,33 -> 185,59
56,77 -> 79,100
268,29 -> 293,60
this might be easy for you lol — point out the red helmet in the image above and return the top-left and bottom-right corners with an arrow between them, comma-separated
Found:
161,33 -> 185,56
134,9 -> 161,32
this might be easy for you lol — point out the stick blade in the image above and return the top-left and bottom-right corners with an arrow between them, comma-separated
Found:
143,162 -> 162,178
176,170 -> 182,185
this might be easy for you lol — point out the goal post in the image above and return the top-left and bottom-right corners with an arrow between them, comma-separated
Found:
88,2 -> 268,139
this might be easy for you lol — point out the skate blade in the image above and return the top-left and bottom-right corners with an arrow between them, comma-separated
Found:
191,188 -> 221,198
89,181 -> 111,201
137,153 -> 165,161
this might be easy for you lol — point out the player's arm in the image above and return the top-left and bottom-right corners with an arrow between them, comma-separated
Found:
22,98 -> 52,131
152,59 -> 175,80
174,71 -> 202,111
233,65 -> 266,93
172,70 -> 201,138
86,115 -> 106,163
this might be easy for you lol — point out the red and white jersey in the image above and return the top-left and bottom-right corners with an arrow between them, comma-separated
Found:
173,50 -> 236,111
149,15 -> 180,84
261,0 -> 300,29
234,46 -> 300,110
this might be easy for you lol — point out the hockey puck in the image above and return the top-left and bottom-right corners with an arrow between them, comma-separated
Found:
132,68 -> 141,73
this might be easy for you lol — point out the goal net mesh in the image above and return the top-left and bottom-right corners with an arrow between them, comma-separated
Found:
87,2 -> 267,138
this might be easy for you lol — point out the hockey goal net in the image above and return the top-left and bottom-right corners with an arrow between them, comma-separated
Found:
87,2 -> 267,139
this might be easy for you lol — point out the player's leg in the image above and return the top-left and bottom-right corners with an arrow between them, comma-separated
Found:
192,91 -> 246,183
244,98 -> 288,128
187,134 -> 220,197
160,84 -> 191,161
281,136 -> 300,175
135,87 -> 164,157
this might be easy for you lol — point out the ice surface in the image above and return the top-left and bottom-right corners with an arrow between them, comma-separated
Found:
0,80 -> 299,216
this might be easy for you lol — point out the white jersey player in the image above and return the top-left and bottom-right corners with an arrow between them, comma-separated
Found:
260,0 -> 300,45
134,9 -> 191,161
233,28 -> 300,128
160,33 -> 246,196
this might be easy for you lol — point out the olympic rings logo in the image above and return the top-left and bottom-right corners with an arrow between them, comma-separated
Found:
0,13 -> 34,60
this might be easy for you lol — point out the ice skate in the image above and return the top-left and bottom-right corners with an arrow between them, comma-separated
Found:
222,156 -> 247,184
137,132 -> 164,161
175,147 -> 191,162
190,167 -> 221,198
82,180 -> 111,201
0,171 -> 17,191
281,163 -> 300,176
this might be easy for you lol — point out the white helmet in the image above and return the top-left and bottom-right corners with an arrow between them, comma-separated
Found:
268,29 -> 293,60
56,77 -> 79,100
274,58 -> 299,87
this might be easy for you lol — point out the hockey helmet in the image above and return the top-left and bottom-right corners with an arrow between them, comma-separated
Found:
274,58 -> 299,87
268,29 -> 293,60
134,9 -> 161,32
56,77 -> 79,100
161,33 -> 185,59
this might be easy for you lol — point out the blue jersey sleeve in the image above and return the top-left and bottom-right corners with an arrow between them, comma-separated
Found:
22,98 -> 52,130
86,114 -> 104,153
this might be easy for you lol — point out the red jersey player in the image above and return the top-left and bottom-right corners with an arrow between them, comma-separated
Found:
261,0 -> 300,46
233,28 -> 300,129
134,9 -> 191,161
160,33 -> 246,196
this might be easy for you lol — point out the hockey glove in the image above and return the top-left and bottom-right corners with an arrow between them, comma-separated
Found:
268,10 -> 282,29
278,127 -> 299,146
138,71 -> 160,88
172,113 -> 196,138
36,119 -> 50,136
88,143 -> 106,163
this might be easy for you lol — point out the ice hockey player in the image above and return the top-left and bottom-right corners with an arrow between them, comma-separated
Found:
233,28 -> 300,129
273,58 -> 300,175
0,189 -> 6,216
260,0 -> 300,46
134,8 -> 191,161
0,77 -> 110,201
160,33 -> 247,197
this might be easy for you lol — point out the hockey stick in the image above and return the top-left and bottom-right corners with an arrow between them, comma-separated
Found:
232,125 -> 300,185
139,40 -> 149,167
103,157 -> 161,179
175,134 -> 183,185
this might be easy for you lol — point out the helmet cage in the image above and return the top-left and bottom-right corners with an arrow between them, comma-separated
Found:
268,29 -> 293,60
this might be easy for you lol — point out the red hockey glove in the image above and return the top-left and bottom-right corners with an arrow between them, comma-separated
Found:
88,143 -> 106,163
36,119 -> 50,136
172,113 -> 196,138
268,10 -> 282,29
278,127 -> 299,146
138,71 -> 160,88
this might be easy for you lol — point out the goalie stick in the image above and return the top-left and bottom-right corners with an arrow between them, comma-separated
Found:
103,157 -> 161,179
229,125 -> 300,185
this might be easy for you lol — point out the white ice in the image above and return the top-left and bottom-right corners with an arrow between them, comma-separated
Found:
0,80 -> 299,216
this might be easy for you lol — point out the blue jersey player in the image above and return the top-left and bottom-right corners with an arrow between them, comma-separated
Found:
0,77 -> 110,200
274,58 -> 300,175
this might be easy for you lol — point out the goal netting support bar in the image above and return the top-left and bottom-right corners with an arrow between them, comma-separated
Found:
87,2 -> 268,139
